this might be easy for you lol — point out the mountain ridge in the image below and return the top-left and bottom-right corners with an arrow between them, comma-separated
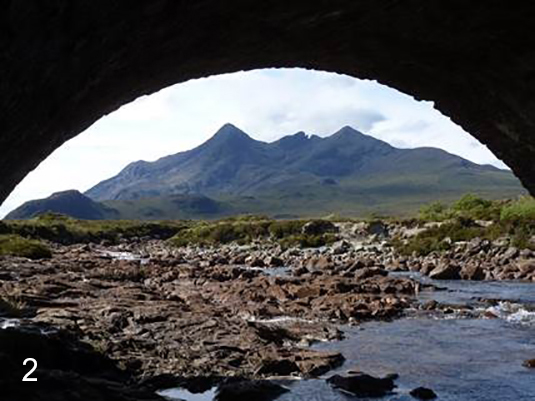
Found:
6,124 -> 526,220
87,123 -> 501,202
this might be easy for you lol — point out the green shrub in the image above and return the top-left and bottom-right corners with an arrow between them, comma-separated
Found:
268,220 -> 305,239
0,221 -> 11,235
278,233 -> 337,249
222,214 -> 270,222
500,197 -> 535,222
169,220 -> 273,246
5,214 -> 187,244
419,201 -> 450,222
452,194 -> 500,220
418,194 -> 503,222
394,218 -> 484,256
168,218 -> 337,248
0,234 -> 52,259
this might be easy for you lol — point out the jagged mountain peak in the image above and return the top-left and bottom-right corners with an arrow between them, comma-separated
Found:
210,123 -> 252,140
333,125 -> 364,135
82,123 -> 520,204
199,123 -> 258,151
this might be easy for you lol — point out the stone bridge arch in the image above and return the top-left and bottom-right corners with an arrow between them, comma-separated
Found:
1,1 -> 535,202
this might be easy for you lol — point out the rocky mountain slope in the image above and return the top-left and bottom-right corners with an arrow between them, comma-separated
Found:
86,124 -> 523,203
5,124 -> 525,220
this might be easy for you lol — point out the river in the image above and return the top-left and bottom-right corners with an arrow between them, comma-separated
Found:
160,274 -> 535,400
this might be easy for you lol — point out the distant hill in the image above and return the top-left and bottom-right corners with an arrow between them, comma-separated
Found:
5,191 -> 226,221
5,190 -> 118,220
6,124 -> 526,220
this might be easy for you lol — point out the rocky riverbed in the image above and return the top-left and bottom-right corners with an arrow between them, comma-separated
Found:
1,219 -> 535,400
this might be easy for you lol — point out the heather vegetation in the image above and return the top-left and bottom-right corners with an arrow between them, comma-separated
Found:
2,213 -> 186,245
0,234 -> 51,259
168,217 -> 337,248
3,195 -> 535,256
395,195 -> 535,256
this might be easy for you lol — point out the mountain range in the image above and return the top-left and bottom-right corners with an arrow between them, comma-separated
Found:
5,124 -> 525,220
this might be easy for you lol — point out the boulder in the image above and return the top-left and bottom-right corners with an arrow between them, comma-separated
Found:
306,256 -> 333,271
327,373 -> 395,397
255,359 -> 299,376
366,221 -> 389,237
216,379 -> 288,401
354,267 -> 388,281
294,350 -> 345,377
264,256 -> 284,267
516,259 -> 535,275
410,386 -> 437,399
523,358 -> 535,368
301,220 -> 337,236
429,261 -> 461,280
460,263 -> 485,280
332,240 -> 351,254
501,247 -> 519,262
245,256 -> 265,267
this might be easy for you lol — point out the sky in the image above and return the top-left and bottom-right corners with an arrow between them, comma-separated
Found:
0,68 -> 508,217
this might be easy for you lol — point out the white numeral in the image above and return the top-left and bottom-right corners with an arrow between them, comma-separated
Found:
22,358 -> 37,382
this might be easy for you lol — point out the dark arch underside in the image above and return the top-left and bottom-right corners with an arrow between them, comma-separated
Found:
1,0 -> 535,202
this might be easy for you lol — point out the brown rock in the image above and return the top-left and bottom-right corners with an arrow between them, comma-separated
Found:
523,358 -> 535,368
460,263 -> 485,280
354,267 -> 388,281
264,256 -> 284,267
327,373 -> 396,397
306,256 -> 332,271
301,220 -> 337,236
216,379 -> 288,401
429,262 -> 461,280
410,386 -> 437,399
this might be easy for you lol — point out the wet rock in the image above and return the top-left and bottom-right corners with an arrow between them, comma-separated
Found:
264,256 -> 284,267
354,267 -> 388,281
419,261 -> 436,275
460,263 -> 485,280
502,247 -> 519,262
429,261 -> 461,280
292,266 -> 309,276
292,285 -> 323,299
294,350 -> 345,377
215,379 -> 289,401
410,386 -> 437,399
516,259 -> 535,275
306,256 -> 333,271
255,359 -> 299,376
327,373 -> 396,397
332,240 -> 351,254
0,326 -> 162,401
421,300 -> 439,311
0,238 -> 425,381
246,256 -> 265,267
366,221 -> 389,237
483,310 -> 499,319
523,358 -> 535,368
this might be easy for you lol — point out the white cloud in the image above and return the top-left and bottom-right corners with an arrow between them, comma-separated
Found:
0,68 -> 509,217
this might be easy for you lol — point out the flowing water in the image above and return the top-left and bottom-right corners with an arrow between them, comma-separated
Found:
159,275 -> 535,400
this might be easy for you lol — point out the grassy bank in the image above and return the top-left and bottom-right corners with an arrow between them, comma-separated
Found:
1,213 -> 188,245
1,213 -> 339,249
0,234 -> 52,259
168,216 -> 338,248
394,195 -> 535,256
3,195 -> 535,254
